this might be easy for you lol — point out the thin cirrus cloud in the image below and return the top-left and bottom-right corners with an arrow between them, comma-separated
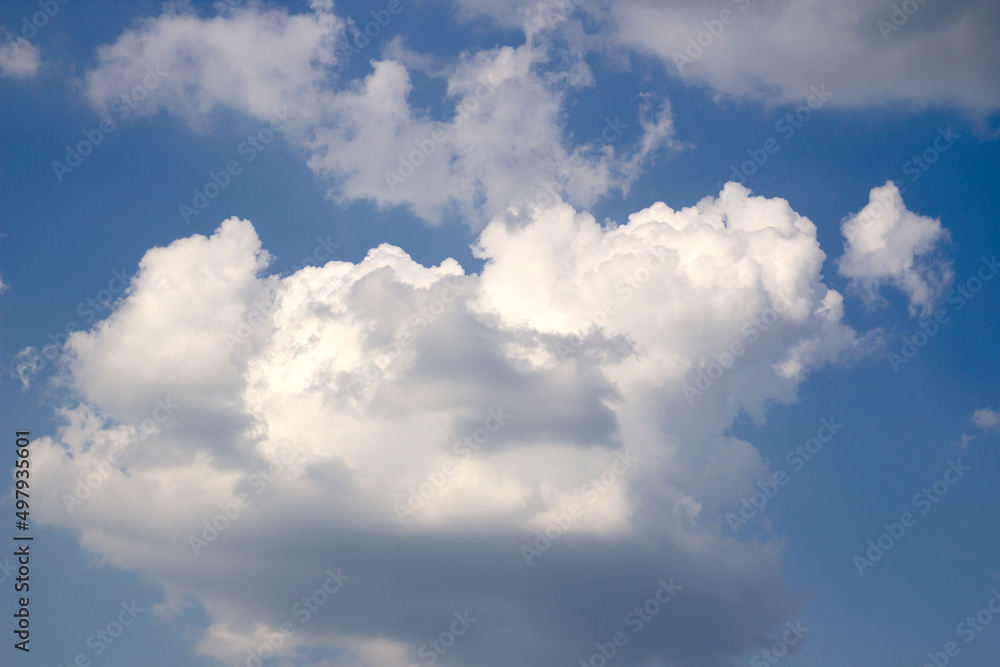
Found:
33,183 -> 875,666
79,1 -> 677,227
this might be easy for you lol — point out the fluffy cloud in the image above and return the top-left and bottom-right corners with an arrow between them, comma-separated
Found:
82,1 -> 343,129
838,181 -> 952,317
0,34 -> 41,78
34,185 -> 859,666
81,2 -> 676,226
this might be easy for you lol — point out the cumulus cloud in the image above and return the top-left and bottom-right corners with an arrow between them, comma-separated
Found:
32,185 -> 860,666
81,2 -> 677,226
973,407 -> 1000,433
0,34 -> 41,78
838,181 -> 952,317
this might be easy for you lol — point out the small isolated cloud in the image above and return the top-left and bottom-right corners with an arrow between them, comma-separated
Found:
0,34 -> 41,78
838,181 -> 952,317
973,407 -> 1000,433
952,406 -> 998,447
954,433 -> 976,449
11,347 -> 45,389
32,185 -> 863,666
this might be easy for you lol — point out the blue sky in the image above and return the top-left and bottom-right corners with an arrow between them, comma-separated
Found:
1,1 -> 999,666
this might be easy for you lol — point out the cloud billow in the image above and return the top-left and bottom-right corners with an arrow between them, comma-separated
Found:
29,181 -> 869,666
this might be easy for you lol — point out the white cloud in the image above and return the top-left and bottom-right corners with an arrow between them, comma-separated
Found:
954,433 -> 975,449
11,346 -> 46,389
838,181 -> 952,317
82,1 -> 343,129
454,0 -> 1000,115
33,185 -> 860,666
0,34 -> 41,78
973,407 -> 1000,433
81,2 -> 677,226
609,0 -> 1000,114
